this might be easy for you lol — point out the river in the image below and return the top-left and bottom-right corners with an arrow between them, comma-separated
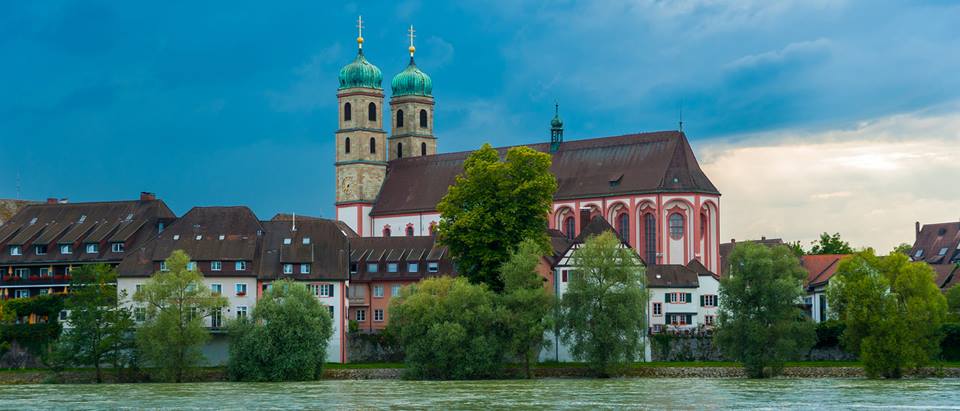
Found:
1,378 -> 958,410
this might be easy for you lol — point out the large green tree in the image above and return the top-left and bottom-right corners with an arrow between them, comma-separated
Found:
388,276 -> 508,379
810,232 -> 854,255
828,250 -> 948,378
134,250 -> 227,382
947,285 -> 960,322
52,264 -> 135,383
227,280 -> 333,381
437,144 -> 558,292
715,242 -> 815,378
499,239 -> 554,378
560,231 -> 646,377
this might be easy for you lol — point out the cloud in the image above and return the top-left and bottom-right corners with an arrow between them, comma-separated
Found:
724,39 -> 832,73
699,106 -> 960,253
422,36 -> 454,69
266,44 -> 342,112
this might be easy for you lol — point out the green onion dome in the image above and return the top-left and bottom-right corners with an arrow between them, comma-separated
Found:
391,57 -> 433,97
338,49 -> 383,90
551,104 -> 563,128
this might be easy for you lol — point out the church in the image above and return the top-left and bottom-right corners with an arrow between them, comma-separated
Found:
334,21 -> 723,275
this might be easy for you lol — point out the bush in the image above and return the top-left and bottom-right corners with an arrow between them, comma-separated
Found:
941,323 -> 960,361
814,320 -> 845,349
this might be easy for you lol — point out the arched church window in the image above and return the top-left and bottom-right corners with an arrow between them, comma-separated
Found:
344,102 -> 352,121
345,137 -> 351,154
669,213 -> 684,240
617,213 -> 630,245
421,142 -> 427,156
397,142 -> 403,159
382,227 -> 391,237
406,226 -> 414,237
644,213 -> 656,265
396,109 -> 404,127
701,212 -> 708,240
428,222 -> 437,235
419,109 -> 428,128
564,217 -> 575,240
368,102 -> 377,121
369,137 -> 376,154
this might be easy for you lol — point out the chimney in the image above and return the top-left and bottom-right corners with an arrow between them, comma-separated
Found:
730,238 -> 736,244
761,236 -> 766,241
59,198 -> 68,204
579,208 -> 592,232
46,198 -> 57,204
140,192 -> 156,201
915,221 -> 921,241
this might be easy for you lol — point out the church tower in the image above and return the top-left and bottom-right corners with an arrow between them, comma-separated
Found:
335,17 -> 386,235
389,25 -> 436,160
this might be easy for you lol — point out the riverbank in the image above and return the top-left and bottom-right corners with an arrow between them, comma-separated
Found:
2,362 -> 959,384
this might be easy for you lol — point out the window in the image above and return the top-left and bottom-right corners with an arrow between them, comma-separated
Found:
669,213 -> 684,240
134,307 -> 146,323
382,227 -> 391,237
405,226 -> 414,237
370,137 -> 376,154
666,292 -> 692,303
419,109 -> 428,128
407,263 -> 419,272
60,244 -> 72,254
85,243 -> 98,254
211,309 -> 222,328
211,283 -> 222,295
235,283 -> 247,296
653,302 -> 663,316
39,267 -> 50,277
135,284 -> 144,294
617,213 -> 630,245
356,309 -> 366,321
15,289 -> 29,299
302,237 -> 311,245
705,315 -> 715,326
59,310 -> 68,322
9,245 -> 21,256
195,235 -> 202,240
387,263 -> 398,273
158,222 -> 165,233
396,109 -> 404,127
368,102 -> 377,121
374,309 -> 384,322
668,314 -> 692,326
112,242 -> 125,253
15,268 -> 29,278
914,249 -> 924,258
391,284 -> 401,297
301,264 -> 311,274
427,262 -> 439,273
939,247 -> 949,256
173,235 -> 180,240
652,324 -> 663,333
236,261 -> 248,271
313,283 -> 334,297
564,217 -> 575,240
237,306 -> 248,320
187,261 -> 197,271
283,238 -> 292,245
701,294 -> 718,307
35,245 -> 47,255
350,263 -> 358,274
701,213 -> 708,240
367,263 -> 379,273
328,306 -> 335,318
397,142 -> 403,158
283,264 -> 293,274
421,142 -> 427,156
344,102 -> 352,121
211,261 -> 222,271
373,285 -> 384,298
160,261 -> 168,271
345,137 -> 351,153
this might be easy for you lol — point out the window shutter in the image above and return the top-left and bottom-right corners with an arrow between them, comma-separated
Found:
700,295 -> 705,307
687,314 -> 692,324
686,293 -> 693,303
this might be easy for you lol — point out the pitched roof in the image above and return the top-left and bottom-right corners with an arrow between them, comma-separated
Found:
348,236 -> 454,282
931,264 -> 960,290
575,216 -> 619,243
370,131 -> 718,216
258,219 -> 350,281
0,199 -> 36,225
911,222 -> 960,265
801,254 -> 849,288
719,237 -> 785,277
646,264 -> 700,288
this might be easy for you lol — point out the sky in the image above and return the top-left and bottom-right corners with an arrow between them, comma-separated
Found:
1,0 -> 959,252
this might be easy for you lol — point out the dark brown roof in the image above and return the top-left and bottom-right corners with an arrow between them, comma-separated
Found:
348,236 -> 455,282
646,264 -> 700,288
370,131 -> 719,216
685,258 -> 716,278
0,199 -> 34,225
931,264 -> 960,290
911,222 -> 960,265
719,237 -> 785,277
547,229 -> 572,265
258,219 -> 350,281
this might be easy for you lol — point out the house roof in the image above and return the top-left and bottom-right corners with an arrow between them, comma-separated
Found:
719,237 -> 784,277
911,222 -> 960,265
646,264 -> 700,288
0,199 -> 35,225
258,219 -> 350,281
370,131 -> 719,216
931,264 -> 960,290
348,236 -> 454,282
801,254 -> 849,288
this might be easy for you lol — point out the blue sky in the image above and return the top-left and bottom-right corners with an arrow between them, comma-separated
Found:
2,1 -> 959,250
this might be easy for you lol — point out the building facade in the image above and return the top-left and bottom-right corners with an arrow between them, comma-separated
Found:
910,221 -> 960,291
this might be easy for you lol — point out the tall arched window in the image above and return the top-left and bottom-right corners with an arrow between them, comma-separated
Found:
617,213 -> 630,245
344,102 -> 352,121
669,213 -> 684,240
421,142 -> 427,156
419,109 -> 428,127
368,102 -> 377,121
345,137 -> 351,154
382,227 -> 391,237
397,142 -> 403,159
396,110 -> 404,127
428,222 -> 437,236
369,137 -> 376,154
405,226 -> 414,237
644,213 -> 656,265
564,217 -> 576,240
700,212 -> 708,240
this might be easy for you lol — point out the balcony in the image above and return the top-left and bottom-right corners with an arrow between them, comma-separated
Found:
348,295 -> 368,306
1,275 -> 71,285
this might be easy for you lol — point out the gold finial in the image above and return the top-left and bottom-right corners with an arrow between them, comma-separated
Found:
408,25 -> 416,56
356,16 -> 364,49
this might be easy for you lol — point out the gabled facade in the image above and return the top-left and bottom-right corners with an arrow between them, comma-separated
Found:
910,221 -> 960,291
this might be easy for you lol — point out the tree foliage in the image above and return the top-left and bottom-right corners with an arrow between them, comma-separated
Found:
437,144 -> 558,292
227,280 -> 333,381
810,232 -> 854,255
52,264 -> 135,383
499,239 -> 554,378
133,250 -> 227,382
0,294 -> 63,355
828,250 -> 948,378
560,232 -> 646,377
946,285 -> 960,322
715,242 -> 815,378
388,276 -> 508,379
891,243 -> 913,256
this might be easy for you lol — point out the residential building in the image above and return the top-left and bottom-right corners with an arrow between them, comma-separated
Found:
800,254 -> 849,323
909,221 -> 960,291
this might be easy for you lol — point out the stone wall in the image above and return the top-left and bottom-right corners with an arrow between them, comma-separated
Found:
650,334 -> 857,362
346,332 -> 403,363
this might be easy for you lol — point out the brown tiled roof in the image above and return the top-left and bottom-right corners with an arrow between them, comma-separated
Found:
719,238 -> 785,277
547,229 -> 572,265
911,222 -> 960,265
348,236 -> 454,282
646,264 -> 700,288
685,258 -> 717,279
931,264 -> 960,289
0,199 -> 34,225
258,219 -> 350,281
370,131 -> 719,216
801,254 -> 849,288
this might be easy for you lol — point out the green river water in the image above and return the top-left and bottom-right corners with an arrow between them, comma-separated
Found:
1,378 -> 958,410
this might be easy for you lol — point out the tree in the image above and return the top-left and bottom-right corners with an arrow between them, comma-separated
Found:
810,232 -> 854,255
227,280 -> 333,381
52,264 -> 135,383
891,243 -> 913,256
499,239 -> 554,378
715,242 -> 815,378
786,241 -> 805,258
134,250 -> 227,382
828,250 -> 948,378
560,231 -> 646,377
388,276 -> 508,379
947,286 -> 960,322
437,144 -> 558,292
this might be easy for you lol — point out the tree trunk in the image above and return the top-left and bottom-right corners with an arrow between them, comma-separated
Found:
95,362 -> 102,384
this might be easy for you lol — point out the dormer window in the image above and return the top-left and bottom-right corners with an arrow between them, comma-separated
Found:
283,238 -> 292,245
300,264 -> 310,274
60,245 -> 72,255
302,237 -> 311,245
78,215 -> 86,223
427,262 -> 439,273
158,222 -> 165,233
211,261 -> 222,271
111,242 -> 125,253
187,262 -> 197,271
35,245 -> 48,255
939,247 -> 949,256
173,234 -> 180,240
85,243 -> 98,254
160,261 -> 168,272
218,235 -> 225,240
195,235 -> 202,240
283,264 -> 293,274
914,249 -> 924,258
10,245 -> 22,256
235,261 -> 248,271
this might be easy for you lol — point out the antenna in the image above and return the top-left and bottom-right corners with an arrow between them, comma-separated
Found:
678,105 -> 684,132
